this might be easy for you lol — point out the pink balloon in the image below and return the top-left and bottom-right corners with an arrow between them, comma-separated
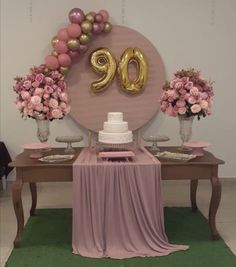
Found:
68,50 -> 80,58
78,44 -> 88,53
99,22 -> 105,32
68,8 -> 85,24
95,13 -> 103,23
55,41 -> 68,54
58,54 -> 72,67
67,23 -> 82,38
45,55 -> 59,70
99,10 -> 109,22
57,28 -> 69,42
92,23 -> 102,34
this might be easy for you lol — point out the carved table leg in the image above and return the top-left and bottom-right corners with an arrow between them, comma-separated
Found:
12,178 -> 24,248
190,179 -> 198,212
209,175 -> 222,240
29,183 -> 37,216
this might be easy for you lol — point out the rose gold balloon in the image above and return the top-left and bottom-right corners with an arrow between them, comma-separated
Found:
79,34 -> 90,45
59,66 -> 70,75
51,36 -> 59,47
85,14 -> 95,23
51,50 -> 59,57
103,22 -> 112,33
81,20 -> 92,34
67,38 -> 80,50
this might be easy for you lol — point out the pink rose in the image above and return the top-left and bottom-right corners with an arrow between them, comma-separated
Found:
49,98 -> 58,108
176,100 -> 186,108
43,93 -> 50,99
21,91 -> 30,100
178,107 -> 187,115
35,103 -> 43,111
43,106 -> 49,113
23,80 -> 32,89
60,92 -> 68,102
64,106 -> 71,114
32,81 -> 40,88
174,81 -> 183,89
44,85 -> 53,94
179,88 -> 187,95
60,102 -> 67,109
200,92 -> 209,100
30,95 -> 41,105
45,77 -> 54,85
200,100 -> 209,109
35,73 -> 45,83
188,96 -> 197,104
190,104 -> 201,114
185,81 -> 193,90
51,108 -> 63,118
34,87 -> 43,95
190,87 -> 199,96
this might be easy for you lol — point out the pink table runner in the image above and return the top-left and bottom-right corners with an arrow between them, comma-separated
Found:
72,147 -> 188,259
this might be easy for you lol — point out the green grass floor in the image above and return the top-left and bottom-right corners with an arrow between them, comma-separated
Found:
5,208 -> 236,267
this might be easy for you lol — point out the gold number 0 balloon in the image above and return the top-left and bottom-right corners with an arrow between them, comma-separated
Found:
118,47 -> 148,94
90,48 -> 117,93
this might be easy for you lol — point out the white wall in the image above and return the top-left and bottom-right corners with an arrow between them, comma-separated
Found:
1,0 -> 235,178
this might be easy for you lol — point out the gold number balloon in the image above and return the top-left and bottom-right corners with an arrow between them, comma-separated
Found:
90,48 -> 117,93
118,47 -> 148,94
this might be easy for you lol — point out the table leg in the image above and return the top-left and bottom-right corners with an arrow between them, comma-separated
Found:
190,179 -> 198,212
12,179 -> 24,248
29,183 -> 37,216
209,175 -> 222,240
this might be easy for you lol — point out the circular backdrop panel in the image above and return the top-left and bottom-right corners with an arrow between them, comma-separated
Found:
67,25 -> 165,132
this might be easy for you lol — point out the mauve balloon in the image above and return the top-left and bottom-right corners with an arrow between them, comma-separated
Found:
68,8 -> 85,24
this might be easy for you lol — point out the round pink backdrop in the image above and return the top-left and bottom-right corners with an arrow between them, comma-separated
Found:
67,25 -> 165,132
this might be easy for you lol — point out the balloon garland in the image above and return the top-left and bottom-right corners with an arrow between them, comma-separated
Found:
13,8 -> 112,121
46,8 -> 112,74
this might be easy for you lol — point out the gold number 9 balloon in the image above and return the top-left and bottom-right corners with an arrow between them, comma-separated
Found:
118,47 -> 148,94
90,48 -> 117,93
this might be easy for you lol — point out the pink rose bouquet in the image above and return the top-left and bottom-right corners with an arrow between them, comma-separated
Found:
13,64 -> 71,120
159,68 -> 214,120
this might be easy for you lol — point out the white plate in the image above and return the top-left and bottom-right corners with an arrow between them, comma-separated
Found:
38,154 -> 75,163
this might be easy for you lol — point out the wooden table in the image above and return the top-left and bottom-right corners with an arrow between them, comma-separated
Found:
9,147 -> 224,248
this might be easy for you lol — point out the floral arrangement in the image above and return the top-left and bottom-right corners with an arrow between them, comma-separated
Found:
13,8 -> 112,121
13,65 -> 70,120
160,68 -> 214,120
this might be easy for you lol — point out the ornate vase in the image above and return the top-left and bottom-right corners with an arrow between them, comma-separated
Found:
178,115 -> 194,151
36,119 -> 50,142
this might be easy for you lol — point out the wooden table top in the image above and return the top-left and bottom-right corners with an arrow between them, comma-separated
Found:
9,147 -> 224,168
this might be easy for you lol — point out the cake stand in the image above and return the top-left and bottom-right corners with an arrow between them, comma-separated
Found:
22,143 -> 50,158
142,135 -> 170,152
183,141 -> 210,156
55,136 -> 83,154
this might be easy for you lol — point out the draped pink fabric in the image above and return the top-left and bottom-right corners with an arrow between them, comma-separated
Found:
72,147 -> 188,259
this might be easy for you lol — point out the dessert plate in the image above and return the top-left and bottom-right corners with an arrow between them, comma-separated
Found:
155,151 -> 197,161
183,141 -> 210,156
38,154 -> 75,163
22,143 -> 50,158
98,151 -> 135,159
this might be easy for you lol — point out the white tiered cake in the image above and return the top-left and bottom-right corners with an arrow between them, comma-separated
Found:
98,112 -> 133,144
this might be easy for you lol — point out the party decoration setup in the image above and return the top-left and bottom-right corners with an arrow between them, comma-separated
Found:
13,8 -> 112,142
